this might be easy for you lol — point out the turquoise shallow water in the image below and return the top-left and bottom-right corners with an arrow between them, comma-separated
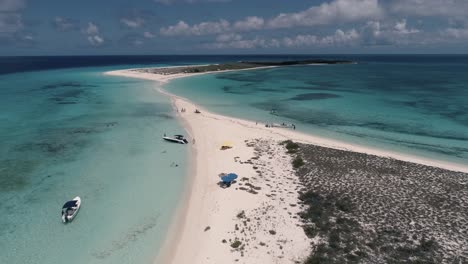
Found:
0,67 -> 188,263
165,60 -> 468,165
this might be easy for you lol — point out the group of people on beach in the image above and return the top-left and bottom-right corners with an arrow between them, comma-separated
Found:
263,122 -> 296,130
287,123 -> 297,129
180,108 -> 186,112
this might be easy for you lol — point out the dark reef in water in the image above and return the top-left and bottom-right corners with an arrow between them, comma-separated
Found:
284,141 -> 468,263
0,160 -> 38,191
289,92 -> 341,101
40,82 -> 97,90
222,85 -> 254,95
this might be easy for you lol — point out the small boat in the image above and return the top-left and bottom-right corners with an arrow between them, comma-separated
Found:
163,134 -> 189,144
61,196 -> 81,223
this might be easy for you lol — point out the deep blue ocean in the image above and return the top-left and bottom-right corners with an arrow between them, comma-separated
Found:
1,55 -> 467,264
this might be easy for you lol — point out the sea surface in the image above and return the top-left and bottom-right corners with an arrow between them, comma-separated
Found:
165,55 -> 468,165
0,65 -> 190,264
1,55 -> 467,264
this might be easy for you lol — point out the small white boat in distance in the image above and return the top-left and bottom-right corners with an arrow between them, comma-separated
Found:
61,196 -> 81,223
163,134 -> 189,144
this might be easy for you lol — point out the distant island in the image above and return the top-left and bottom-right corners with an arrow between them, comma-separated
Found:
131,59 -> 353,76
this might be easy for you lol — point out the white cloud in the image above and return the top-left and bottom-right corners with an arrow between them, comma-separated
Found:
0,0 -> 25,12
83,22 -> 99,35
205,22 -> 428,50
207,29 -> 359,49
216,37 -> 278,49
283,29 -> 359,47
87,35 -> 104,46
216,33 -> 241,42
120,17 -> 145,28
361,20 -> 393,45
282,35 -> 317,48
444,27 -> 468,39
267,0 -> 383,29
132,39 -> 144,46
233,16 -> 264,31
53,16 -> 78,31
394,19 -> 419,34
0,13 -> 22,33
160,21 -> 189,35
391,0 -> 468,17
160,19 -> 230,36
204,34 -> 279,49
360,19 -> 422,46
160,0 -> 383,37
22,34 -> 32,40
82,22 -> 105,46
323,29 -> 360,44
0,0 -> 25,34
143,31 -> 155,38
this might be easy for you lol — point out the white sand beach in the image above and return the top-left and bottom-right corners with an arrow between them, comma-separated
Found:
105,68 -> 468,264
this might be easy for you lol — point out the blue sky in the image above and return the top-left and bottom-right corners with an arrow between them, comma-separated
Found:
1,0 -> 468,55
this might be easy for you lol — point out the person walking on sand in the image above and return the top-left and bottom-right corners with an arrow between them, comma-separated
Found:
193,138 -> 195,144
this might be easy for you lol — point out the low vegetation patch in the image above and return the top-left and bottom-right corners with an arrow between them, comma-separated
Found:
231,240 -> 242,249
292,156 -> 305,169
237,210 -> 246,219
281,140 -> 300,153
288,143 -> 452,263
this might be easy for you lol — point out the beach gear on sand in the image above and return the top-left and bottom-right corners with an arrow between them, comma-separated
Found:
220,141 -> 233,150
221,173 -> 238,183
218,173 -> 238,188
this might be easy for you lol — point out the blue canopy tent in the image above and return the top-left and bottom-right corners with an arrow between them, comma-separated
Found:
221,173 -> 238,183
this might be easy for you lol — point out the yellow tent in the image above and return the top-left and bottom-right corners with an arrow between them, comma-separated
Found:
220,141 -> 233,150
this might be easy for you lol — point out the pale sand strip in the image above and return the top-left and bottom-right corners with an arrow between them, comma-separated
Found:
105,68 -> 468,264
106,69 -> 468,174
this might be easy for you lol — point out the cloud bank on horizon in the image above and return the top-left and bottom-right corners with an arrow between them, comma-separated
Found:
1,0 -> 468,54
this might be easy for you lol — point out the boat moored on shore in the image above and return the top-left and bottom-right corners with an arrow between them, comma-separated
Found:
163,134 -> 189,144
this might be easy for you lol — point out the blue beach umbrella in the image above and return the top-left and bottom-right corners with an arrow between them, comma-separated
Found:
221,173 -> 238,183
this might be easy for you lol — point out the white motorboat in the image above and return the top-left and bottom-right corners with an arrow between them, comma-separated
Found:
61,196 -> 81,223
163,134 -> 189,144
